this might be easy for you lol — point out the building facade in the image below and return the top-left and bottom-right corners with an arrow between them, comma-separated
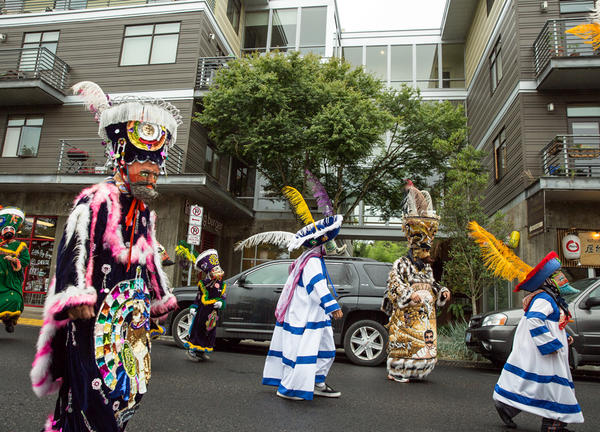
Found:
442,0 -> 600,310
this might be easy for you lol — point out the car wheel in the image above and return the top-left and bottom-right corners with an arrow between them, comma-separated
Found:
343,319 -> 388,366
172,308 -> 193,349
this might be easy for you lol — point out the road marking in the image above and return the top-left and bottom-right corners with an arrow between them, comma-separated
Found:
18,317 -> 43,327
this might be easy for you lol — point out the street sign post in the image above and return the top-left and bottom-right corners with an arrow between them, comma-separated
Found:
187,205 -> 203,245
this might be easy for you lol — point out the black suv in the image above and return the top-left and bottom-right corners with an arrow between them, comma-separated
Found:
165,257 -> 392,366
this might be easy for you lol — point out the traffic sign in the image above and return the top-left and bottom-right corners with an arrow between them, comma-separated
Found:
189,205 -> 203,226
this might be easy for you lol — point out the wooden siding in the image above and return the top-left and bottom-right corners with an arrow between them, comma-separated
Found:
464,0 -> 507,86
1,11 -> 218,92
214,0 -> 245,55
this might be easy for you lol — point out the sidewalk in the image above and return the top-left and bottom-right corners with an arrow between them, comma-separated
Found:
17,305 -> 43,327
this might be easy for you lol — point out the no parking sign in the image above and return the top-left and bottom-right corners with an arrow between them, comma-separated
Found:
187,205 -> 203,245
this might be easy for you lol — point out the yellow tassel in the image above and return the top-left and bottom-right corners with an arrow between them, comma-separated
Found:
468,221 -> 532,282
175,245 -> 196,264
282,186 -> 314,225
566,23 -> 600,51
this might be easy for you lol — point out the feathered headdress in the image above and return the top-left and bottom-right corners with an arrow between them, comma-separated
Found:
565,5 -> 600,51
305,169 -> 334,217
468,221 -> 532,282
234,231 -> 295,252
175,241 -> 198,264
282,186 -> 315,226
402,180 -> 437,219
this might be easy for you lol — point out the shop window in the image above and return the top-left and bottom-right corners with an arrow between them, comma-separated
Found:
391,45 -> 412,89
120,22 -> 180,66
2,116 -> 43,158
18,216 -> 58,307
298,6 -> 327,56
226,0 -> 241,33
494,128 -> 507,181
490,38 -> 503,93
416,44 -> 439,89
20,31 -> 59,72
366,45 -> 387,81
204,144 -> 220,179
270,8 -> 297,52
243,10 -> 269,53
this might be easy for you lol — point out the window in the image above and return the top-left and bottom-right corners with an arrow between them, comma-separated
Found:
390,45 -> 412,89
490,38 -> 503,93
226,0 -> 241,33
442,44 -> 465,88
120,23 -> 180,66
364,264 -> 392,288
326,263 -> 353,287
366,46 -> 387,81
299,6 -> 327,56
486,0 -> 495,15
2,116 -> 43,158
270,8 -> 297,52
559,0 -> 595,13
244,262 -> 290,284
416,44 -> 439,89
204,144 -> 220,179
342,46 -> 363,68
20,31 -> 59,72
243,11 -> 269,52
241,246 -> 293,271
494,129 -> 507,181
229,158 -> 248,197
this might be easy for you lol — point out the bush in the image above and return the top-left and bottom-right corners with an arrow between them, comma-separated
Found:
437,320 -> 485,362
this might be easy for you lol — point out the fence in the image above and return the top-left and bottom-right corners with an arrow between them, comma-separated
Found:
541,135 -> 600,177
1,0 -> 216,14
0,47 -> 70,93
195,56 -> 234,89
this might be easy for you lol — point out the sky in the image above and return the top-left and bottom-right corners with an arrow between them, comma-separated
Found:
336,0 -> 448,32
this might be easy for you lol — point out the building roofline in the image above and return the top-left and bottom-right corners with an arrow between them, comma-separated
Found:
441,0 -> 479,41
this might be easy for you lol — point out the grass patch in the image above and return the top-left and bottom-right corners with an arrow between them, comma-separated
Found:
437,320 -> 486,362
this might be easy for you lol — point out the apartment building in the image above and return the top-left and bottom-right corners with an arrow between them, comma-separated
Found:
442,0 -> 600,309
0,0 -> 340,306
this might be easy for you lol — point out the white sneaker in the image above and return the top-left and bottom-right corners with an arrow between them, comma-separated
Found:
387,374 -> 409,383
186,350 -> 203,361
313,383 -> 341,398
276,391 -> 303,401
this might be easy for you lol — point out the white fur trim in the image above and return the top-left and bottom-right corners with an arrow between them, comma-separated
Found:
149,211 -> 171,296
62,202 -> 91,293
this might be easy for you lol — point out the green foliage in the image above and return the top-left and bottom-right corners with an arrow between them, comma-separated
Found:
195,52 -> 467,221
437,320 -> 484,362
353,241 -> 407,263
440,145 -> 511,315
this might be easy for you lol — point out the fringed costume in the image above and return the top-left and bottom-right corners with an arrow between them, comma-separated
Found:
184,249 -> 226,360
31,81 -> 180,432
382,182 -> 449,382
469,222 -> 584,431
0,207 -> 30,332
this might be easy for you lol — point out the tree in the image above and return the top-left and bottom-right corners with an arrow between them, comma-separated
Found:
195,52 -> 467,221
440,145 -> 511,315
353,241 -> 407,263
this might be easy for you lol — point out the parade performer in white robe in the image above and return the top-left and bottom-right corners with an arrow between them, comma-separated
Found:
469,222 -> 584,431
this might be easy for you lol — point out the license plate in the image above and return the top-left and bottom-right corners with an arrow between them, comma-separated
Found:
465,332 -> 471,343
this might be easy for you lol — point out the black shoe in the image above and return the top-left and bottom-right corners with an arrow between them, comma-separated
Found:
496,405 -> 517,429
314,383 -> 341,398
5,322 -> 14,333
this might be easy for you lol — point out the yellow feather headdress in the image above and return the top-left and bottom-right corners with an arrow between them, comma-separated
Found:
281,186 -> 315,226
468,221 -> 532,282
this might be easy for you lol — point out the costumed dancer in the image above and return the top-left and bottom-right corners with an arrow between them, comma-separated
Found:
30,81 -> 180,432
181,247 -> 226,360
382,181 -> 450,383
469,222 -> 584,431
0,206 -> 30,333
251,179 -> 344,400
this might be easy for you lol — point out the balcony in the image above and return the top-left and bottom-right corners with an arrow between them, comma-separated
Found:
0,0 -> 215,14
0,47 -> 70,105
195,56 -> 234,94
542,135 -> 600,178
533,18 -> 600,90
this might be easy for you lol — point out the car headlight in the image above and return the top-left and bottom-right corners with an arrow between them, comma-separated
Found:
482,313 -> 507,327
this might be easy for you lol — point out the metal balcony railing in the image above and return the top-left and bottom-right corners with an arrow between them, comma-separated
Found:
541,135 -> 600,177
0,0 -> 215,14
196,56 -> 235,90
0,47 -> 70,93
533,18 -> 598,76
58,139 -> 185,175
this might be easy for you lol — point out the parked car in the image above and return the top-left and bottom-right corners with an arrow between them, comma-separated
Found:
164,256 -> 393,366
465,277 -> 600,368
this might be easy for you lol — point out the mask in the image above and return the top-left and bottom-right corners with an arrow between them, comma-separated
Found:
550,271 -> 580,295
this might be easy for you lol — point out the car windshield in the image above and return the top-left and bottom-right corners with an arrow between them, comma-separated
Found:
564,278 -> 598,303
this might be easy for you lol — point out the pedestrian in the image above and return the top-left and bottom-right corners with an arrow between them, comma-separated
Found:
0,206 -> 30,333
262,186 -> 344,401
382,181 -> 450,383
469,223 -> 584,431
30,81 -> 179,431
183,248 -> 226,361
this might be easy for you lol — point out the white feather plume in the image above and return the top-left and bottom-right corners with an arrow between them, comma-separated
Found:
71,81 -> 110,115
234,231 -> 295,251
422,190 -> 433,213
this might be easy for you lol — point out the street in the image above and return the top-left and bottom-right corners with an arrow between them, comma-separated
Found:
1,325 -> 599,432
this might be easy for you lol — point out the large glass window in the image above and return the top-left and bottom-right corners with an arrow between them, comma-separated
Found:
490,38 -> 503,93
2,116 -> 43,158
559,0 -> 595,13
120,23 -> 180,66
442,44 -> 465,88
390,45 -> 412,89
366,45 -> 387,81
342,46 -> 363,68
204,144 -> 220,179
20,31 -> 59,72
230,158 -> 249,197
494,128 -> 507,181
270,8 -> 297,52
299,6 -> 327,56
416,44 -> 439,89
243,11 -> 269,52
226,0 -> 241,34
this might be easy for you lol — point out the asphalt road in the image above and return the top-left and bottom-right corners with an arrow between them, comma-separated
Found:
1,325 -> 599,432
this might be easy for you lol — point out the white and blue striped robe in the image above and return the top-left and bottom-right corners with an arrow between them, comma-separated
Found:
493,292 -> 584,424
262,256 -> 340,400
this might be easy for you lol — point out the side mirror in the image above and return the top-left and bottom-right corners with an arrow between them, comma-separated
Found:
582,297 -> 600,310
237,274 -> 247,287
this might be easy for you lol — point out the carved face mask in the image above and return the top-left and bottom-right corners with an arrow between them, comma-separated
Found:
0,208 -> 24,240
